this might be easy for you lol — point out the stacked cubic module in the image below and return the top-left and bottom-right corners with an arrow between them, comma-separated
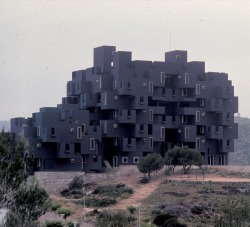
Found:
11,46 -> 238,172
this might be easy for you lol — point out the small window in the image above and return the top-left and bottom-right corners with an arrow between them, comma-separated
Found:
127,82 -> 131,90
81,124 -> 86,134
128,110 -> 132,118
82,155 -> 87,163
140,96 -> 144,104
149,137 -> 153,148
226,139 -> 230,147
196,84 -> 200,95
133,157 -> 139,164
160,72 -> 165,83
93,155 -> 98,162
77,127 -> 82,139
149,82 -> 153,93
113,110 -> 117,119
113,81 -> 117,91
185,127 -> 189,138
70,158 -> 75,164
226,112 -> 230,120
140,124 -> 144,132
199,98 -> 205,107
184,73 -> 189,84
172,116 -> 176,123
122,157 -> 128,164
182,89 -> 187,96
51,127 -> 55,136
99,77 -> 102,88
149,109 -> 154,121
172,89 -> 176,96
128,138 -> 132,146
196,138 -> 200,149
37,158 -> 41,168
37,126 -> 41,137
196,111 -> 200,122
182,115 -> 187,123
103,93 -> 107,105
161,127 -> 165,138
90,138 -> 95,150
172,88 -> 176,96
65,143 -> 70,151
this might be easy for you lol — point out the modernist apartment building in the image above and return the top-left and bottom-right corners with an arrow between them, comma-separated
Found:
11,46 -> 238,172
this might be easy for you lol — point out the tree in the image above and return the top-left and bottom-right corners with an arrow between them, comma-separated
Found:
5,184 -> 51,227
165,146 -> 203,173
137,153 -> 164,179
0,131 -> 31,208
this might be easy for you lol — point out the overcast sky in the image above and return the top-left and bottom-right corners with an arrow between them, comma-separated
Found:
0,0 -> 250,120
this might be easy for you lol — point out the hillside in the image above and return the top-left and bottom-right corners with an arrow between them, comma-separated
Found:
0,120 -> 10,132
229,116 -> 250,164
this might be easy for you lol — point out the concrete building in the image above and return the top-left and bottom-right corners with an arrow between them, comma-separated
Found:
11,46 -> 238,172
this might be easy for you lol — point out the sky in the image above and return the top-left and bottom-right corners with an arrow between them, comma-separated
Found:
0,0 -> 250,120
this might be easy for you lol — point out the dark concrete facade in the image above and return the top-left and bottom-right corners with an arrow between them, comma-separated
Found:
11,46 -> 238,172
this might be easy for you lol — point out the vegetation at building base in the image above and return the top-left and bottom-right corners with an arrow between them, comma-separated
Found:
164,146 -> 203,174
137,153 -> 164,180
0,131 -> 51,227
61,177 -> 134,208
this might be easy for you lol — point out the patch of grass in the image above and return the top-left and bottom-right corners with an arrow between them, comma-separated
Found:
93,184 -> 133,198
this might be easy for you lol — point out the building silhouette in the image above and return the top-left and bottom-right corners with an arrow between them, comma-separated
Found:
11,46 -> 238,172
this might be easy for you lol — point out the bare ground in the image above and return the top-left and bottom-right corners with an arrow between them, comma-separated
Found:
39,165 -> 250,226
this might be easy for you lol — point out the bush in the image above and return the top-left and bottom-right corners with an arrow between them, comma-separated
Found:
163,218 -> 187,227
93,184 -> 133,198
51,202 -> 61,213
153,213 -> 177,226
139,177 -> 150,184
68,176 -> 84,190
45,220 -> 64,227
60,189 -> 71,197
97,210 -> 129,227
86,197 -> 117,207
57,208 -> 73,222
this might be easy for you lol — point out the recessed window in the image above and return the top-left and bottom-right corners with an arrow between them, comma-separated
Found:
185,127 -> 189,138
113,81 -> 117,91
149,82 -> 153,93
196,138 -> 200,149
172,89 -> 176,96
226,139 -> 230,147
99,77 -> 102,88
90,138 -> 95,150
161,127 -> 165,138
65,143 -> 70,151
140,96 -> 144,104
182,115 -> 187,123
140,124 -> 144,132
182,89 -> 187,97
37,126 -> 41,137
37,158 -> 41,167
160,72 -> 165,83
113,110 -> 117,119
82,155 -> 87,163
149,109 -> 154,121
93,155 -> 98,162
185,73 -> 189,84
196,111 -> 200,122
77,127 -> 82,139
149,137 -> 153,148
81,124 -> 86,134
196,84 -> 200,95
122,157 -> 128,164
103,93 -> 107,105
133,157 -> 139,163
127,82 -> 131,90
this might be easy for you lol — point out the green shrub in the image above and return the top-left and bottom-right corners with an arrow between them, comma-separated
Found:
60,189 -> 71,197
51,202 -> 61,213
97,210 -> 129,227
68,176 -> 84,190
139,177 -> 150,184
93,184 -> 133,198
86,197 -> 117,207
57,208 -> 73,222
45,220 -> 64,227
153,213 -> 177,226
